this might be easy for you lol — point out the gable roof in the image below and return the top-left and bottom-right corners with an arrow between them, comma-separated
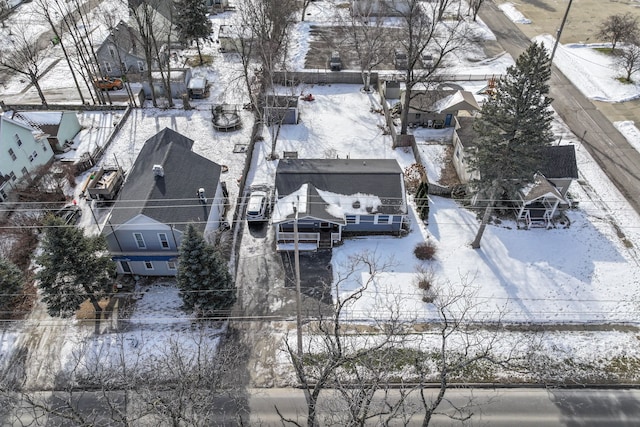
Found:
11,111 -> 64,139
274,159 -> 406,222
540,145 -> 578,179
1,113 -> 41,134
519,173 -> 565,203
408,90 -> 480,113
99,21 -> 145,59
107,128 -> 221,232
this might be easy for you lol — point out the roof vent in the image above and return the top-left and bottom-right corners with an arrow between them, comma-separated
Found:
197,188 -> 207,203
352,200 -> 361,209
152,164 -> 164,177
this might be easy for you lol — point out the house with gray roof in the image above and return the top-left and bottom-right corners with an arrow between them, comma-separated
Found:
96,21 -> 169,78
272,158 -> 407,251
515,145 -> 579,228
103,128 -> 225,276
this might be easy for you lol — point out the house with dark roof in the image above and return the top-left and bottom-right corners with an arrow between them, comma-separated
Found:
401,89 -> 480,129
103,128 -> 225,276
538,145 -> 579,198
10,110 -> 81,152
272,158 -> 407,251
515,145 -> 579,228
96,21 -> 168,78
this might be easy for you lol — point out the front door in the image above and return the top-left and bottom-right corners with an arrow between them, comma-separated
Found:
445,113 -> 453,127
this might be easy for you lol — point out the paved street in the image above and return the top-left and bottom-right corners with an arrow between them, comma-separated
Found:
479,1 -> 640,216
6,387 -> 640,426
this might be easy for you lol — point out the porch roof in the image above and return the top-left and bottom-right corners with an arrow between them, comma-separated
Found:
519,173 -> 565,204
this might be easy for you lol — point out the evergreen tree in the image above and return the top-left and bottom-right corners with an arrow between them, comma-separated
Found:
174,0 -> 213,65
37,216 -> 115,333
177,224 -> 235,317
0,258 -> 24,314
468,42 -> 554,248
415,181 -> 429,222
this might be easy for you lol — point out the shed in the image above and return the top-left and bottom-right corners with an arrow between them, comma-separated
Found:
264,95 -> 299,125
188,75 -> 208,99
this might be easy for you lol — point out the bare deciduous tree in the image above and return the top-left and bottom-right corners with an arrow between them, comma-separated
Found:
394,0 -> 469,135
2,327 -> 248,426
127,0 -> 174,107
597,12 -> 640,52
615,41 -> 640,82
33,0 -> 87,104
281,250 -> 415,427
467,0 -> 485,21
415,277 -> 512,426
342,6 -> 390,91
0,23 -> 49,105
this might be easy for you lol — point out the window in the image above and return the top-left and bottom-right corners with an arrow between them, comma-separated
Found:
8,149 -> 16,161
137,61 -> 145,72
0,189 -> 6,201
158,233 -> 170,249
21,167 -> 28,177
28,154 -> 33,162
104,61 -> 112,73
375,215 -> 391,225
144,261 -> 154,270
31,151 -> 37,162
346,215 -> 359,224
120,261 -> 131,273
9,172 -> 16,182
167,261 -> 177,270
14,134 -> 22,146
133,232 -> 146,249
108,45 -> 117,59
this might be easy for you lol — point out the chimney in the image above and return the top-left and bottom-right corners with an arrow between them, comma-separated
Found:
152,164 -> 164,177
197,188 -> 207,203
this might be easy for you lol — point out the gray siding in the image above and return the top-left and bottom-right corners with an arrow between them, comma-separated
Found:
107,227 -> 182,253
116,259 -> 178,276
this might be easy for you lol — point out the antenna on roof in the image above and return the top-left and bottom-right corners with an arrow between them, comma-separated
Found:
198,188 -> 207,203
152,164 -> 164,177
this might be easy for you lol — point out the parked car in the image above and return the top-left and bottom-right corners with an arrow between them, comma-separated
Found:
329,51 -> 341,71
394,50 -> 408,70
421,52 -> 434,70
53,204 -> 81,225
94,78 -> 124,91
246,189 -> 270,222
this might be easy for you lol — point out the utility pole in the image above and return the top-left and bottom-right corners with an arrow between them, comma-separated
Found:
292,201 -> 313,411
550,0 -> 574,62
292,202 -> 303,359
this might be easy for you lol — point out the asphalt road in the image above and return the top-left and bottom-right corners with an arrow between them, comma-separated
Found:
479,1 -> 640,216
6,387 -> 640,426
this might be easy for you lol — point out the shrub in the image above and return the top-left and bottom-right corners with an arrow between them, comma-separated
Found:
414,241 -> 436,260
415,267 -> 436,303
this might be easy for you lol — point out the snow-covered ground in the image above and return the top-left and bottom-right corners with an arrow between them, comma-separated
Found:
3,0 -> 640,388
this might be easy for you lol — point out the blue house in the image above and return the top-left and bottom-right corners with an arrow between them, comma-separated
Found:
272,158 -> 407,251
103,128 -> 225,276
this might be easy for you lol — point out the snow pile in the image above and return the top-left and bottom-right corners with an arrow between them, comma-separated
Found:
498,3 -> 532,24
